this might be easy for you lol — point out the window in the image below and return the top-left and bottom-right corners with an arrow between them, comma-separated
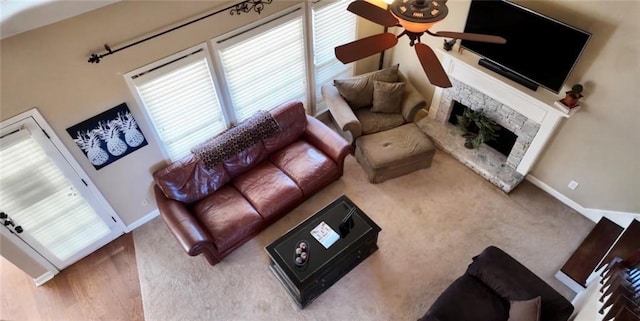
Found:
312,0 -> 357,112
128,47 -> 226,161
214,9 -> 308,122
126,2 -> 358,161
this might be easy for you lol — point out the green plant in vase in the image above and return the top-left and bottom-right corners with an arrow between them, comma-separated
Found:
560,83 -> 584,108
456,109 -> 500,149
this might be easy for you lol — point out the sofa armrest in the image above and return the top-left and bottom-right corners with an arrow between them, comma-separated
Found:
153,185 -> 217,258
398,73 -> 427,122
322,84 -> 362,142
303,116 -> 351,176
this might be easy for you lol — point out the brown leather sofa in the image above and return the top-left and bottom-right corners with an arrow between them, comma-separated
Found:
152,101 -> 350,265
419,246 -> 574,321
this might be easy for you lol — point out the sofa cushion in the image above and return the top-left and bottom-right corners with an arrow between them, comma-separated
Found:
192,110 -> 280,170
371,81 -> 405,114
222,141 -> 268,177
262,101 -> 307,154
334,64 -> 400,109
191,186 -> 264,253
270,141 -> 339,196
508,297 -> 541,321
355,108 -> 405,135
153,156 -> 231,203
232,161 -> 303,222
419,274 -> 508,321
466,246 -> 574,321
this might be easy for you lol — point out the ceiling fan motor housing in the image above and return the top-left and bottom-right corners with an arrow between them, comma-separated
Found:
390,0 -> 449,33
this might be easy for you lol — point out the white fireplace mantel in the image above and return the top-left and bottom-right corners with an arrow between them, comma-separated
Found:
428,48 -> 575,176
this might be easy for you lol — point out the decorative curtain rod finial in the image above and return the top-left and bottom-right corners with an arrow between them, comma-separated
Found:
230,0 -> 273,15
88,53 -> 101,64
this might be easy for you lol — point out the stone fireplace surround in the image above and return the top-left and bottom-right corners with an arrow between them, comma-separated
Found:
416,49 -> 574,192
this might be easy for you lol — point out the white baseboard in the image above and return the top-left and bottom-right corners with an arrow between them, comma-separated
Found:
525,175 -> 639,227
125,209 -> 159,232
35,271 -> 57,286
555,270 -> 585,293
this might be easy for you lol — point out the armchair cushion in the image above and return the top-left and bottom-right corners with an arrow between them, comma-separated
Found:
333,77 -> 370,109
355,109 -> 405,135
333,64 -> 399,109
371,81 -> 405,114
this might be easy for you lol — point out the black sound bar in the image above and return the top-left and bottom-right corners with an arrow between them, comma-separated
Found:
478,59 -> 539,91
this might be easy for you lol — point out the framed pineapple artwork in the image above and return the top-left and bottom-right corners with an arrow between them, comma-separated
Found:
67,103 -> 147,170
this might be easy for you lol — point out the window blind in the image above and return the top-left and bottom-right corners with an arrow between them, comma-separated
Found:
217,13 -> 307,122
133,54 -> 226,161
0,129 -> 110,262
313,0 -> 357,112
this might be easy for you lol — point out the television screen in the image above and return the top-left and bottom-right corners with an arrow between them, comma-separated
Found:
461,0 -> 590,93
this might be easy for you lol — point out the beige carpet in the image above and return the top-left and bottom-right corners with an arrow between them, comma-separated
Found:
133,152 -> 594,321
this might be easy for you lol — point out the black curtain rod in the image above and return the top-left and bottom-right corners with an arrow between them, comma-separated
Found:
88,0 -> 274,64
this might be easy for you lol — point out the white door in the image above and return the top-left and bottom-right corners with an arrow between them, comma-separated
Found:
0,110 -> 124,269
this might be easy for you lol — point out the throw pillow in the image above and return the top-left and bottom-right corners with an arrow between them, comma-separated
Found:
508,297 -> 541,321
334,64 -> 400,109
333,77 -> 370,109
371,81 -> 405,114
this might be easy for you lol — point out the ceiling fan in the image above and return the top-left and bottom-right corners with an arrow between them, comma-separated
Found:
335,0 -> 507,88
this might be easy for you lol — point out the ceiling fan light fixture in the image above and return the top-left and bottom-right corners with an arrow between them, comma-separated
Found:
389,0 -> 448,33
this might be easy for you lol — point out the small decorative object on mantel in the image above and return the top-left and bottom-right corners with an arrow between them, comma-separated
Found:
443,38 -> 457,51
561,84 -> 584,107
554,83 -> 584,113
456,109 -> 500,149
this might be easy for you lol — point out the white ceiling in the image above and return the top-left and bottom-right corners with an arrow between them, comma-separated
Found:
1,0 -> 120,39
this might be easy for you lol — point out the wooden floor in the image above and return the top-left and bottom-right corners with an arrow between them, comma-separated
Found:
0,233 -> 144,321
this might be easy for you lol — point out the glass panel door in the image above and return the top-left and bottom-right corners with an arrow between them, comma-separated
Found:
0,115 -> 122,269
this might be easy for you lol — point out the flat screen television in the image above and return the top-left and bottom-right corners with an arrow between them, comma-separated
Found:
461,0 -> 591,93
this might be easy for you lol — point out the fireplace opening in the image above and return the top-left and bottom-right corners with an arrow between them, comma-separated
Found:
448,101 -> 518,157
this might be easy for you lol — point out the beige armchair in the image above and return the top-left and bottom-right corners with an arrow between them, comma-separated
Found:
322,67 -> 436,183
322,70 -> 427,144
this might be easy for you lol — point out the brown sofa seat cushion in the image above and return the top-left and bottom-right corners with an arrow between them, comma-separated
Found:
154,157 -> 231,203
467,246 -> 574,321
420,274 -> 509,321
232,161 -> 303,222
355,108 -> 405,135
191,186 -> 264,253
270,140 -> 338,197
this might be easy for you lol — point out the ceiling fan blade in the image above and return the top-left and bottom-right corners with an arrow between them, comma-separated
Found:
335,33 -> 398,64
347,1 -> 398,27
414,43 -> 452,88
434,31 -> 507,44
